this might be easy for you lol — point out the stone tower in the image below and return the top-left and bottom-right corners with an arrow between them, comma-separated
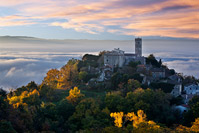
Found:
135,38 -> 142,57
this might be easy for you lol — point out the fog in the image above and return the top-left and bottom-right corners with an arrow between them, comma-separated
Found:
0,37 -> 198,90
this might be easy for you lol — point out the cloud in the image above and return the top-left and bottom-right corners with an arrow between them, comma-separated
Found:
0,0 -> 198,38
51,21 -> 104,34
5,67 -> 16,77
165,59 -> 199,78
0,15 -> 36,27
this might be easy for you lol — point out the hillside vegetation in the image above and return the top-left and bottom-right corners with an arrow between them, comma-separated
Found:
1,53 -> 199,132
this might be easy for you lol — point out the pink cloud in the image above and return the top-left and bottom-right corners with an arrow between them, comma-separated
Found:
0,0 -> 198,38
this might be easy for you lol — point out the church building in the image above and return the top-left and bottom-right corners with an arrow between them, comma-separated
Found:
104,38 -> 145,68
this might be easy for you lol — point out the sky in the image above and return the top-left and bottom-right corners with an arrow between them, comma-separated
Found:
0,0 -> 198,39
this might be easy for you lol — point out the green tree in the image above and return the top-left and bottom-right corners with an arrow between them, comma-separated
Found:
78,71 -> 88,83
127,79 -> 141,91
128,61 -> 140,68
125,88 -> 175,126
0,121 -> 16,133
105,91 -> 125,112
68,98 -> 111,131
146,54 -> 161,68
184,95 -> 199,126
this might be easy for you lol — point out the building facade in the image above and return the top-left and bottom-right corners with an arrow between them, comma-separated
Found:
104,38 -> 145,68
104,48 -> 125,67
184,84 -> 199,95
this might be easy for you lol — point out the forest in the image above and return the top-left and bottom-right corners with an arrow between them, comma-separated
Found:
0,53 -> 199,133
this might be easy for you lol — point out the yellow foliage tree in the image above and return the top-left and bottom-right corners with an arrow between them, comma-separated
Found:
110,112 -> 124,128
126,110 -> 146,128
191,118 -> 199,132
147,120 -> 160,129
176,118 -> 199,132
7,89 -> 40,108
58,60 -> 79,89
66,87 -> 84,104
42,69 -> 60,88
110,110 -> 160,129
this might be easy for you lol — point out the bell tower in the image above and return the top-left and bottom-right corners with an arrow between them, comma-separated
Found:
135,38 -> 142,57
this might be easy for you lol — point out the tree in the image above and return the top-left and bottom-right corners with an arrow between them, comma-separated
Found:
42,69 -> 60,88
7,89 -> 40,108
190,118 -> 199,132
126,110 -> 147,128
78,71 -> 88,83
128,61 -> 140,68
0,88 -> 6,97
125,88 -> 175,126
0,121 -> 16,133
58,59 -> 79,89
105,91 -> 125,112
110,110 -> 160,130
56,99 -> 75,120
26,81 -> 37,90
66,87 -> 84,104
127,79 -> 141,91
146,54 -> 161,68
184,95 -> 199,126
68,98 -> 110,131
110,112 -> 124,128
176,117 -> 199,132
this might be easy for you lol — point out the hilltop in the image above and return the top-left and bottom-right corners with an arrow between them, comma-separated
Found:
1,50 -> 199,132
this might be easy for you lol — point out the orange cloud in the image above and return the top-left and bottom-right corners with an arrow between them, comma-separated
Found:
0,15 -> 35,27
0,0 -> 198,38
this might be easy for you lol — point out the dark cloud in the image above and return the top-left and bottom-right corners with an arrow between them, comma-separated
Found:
111,0 -> 167,7
161,5 -> 192,12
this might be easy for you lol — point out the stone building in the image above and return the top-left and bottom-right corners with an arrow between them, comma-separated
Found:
104,38 -> 145,68
104,48 -> 125,68
135,38 -> 142,57
151,68 -> 166,79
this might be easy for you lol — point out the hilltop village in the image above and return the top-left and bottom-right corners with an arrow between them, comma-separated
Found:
1,38 -> 199,132
81,38 -> 199,111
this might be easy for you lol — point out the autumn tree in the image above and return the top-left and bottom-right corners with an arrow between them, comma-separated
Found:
42,69 -> 60,88
176,117 -> 199,132
66,87 -> 84,104
7,89 -> 40,108
110,110 -> 160,130
110,112 -> 124,128
58,59 -> 79,89
190,117 -> 199,132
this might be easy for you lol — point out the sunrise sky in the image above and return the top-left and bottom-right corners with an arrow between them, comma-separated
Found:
0,0 -> 198,39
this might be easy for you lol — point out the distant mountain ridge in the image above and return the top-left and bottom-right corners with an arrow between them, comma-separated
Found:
0,35 -> 198,42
